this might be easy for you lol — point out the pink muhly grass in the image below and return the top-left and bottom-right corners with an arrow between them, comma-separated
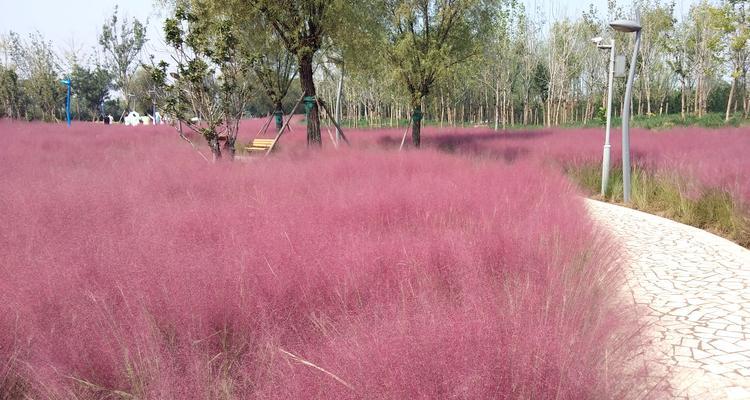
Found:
398,125 -> 750,207
0,120 -> 656,398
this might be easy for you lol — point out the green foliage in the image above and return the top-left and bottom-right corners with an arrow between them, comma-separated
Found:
0,65 -> 22,118
532,62 -> 549,102
9,32 -> 64,121
251,0 -> 356,144
4,0 -> 750,131
71,64 -> 112,120
128,67 -> 165,116
156,0 -> 254,159
229,7 -> 298,112
99,6 -> 147,102
630,112 -> 742,129
380,0 -> 498,105
595,106 -> 606,124
559,112 -> 745,130
103,98 -> 125,118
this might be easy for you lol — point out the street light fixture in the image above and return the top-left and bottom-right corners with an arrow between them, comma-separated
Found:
592,36 -> 615,196
609,18 -> 642,203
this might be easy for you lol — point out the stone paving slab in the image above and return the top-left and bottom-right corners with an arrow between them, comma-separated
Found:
586,199 -> 750,400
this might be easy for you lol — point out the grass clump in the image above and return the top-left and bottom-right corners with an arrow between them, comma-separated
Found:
559,112 -> 744,130
569,164 -> 750,248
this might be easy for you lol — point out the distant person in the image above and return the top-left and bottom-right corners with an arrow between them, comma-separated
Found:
102,114 -> 110,125
155,111 -> 162,125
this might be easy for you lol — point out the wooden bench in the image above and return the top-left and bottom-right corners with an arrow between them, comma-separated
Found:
244,138 -> 277,153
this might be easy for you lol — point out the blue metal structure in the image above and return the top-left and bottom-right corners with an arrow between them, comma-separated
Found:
61,78 -> 71,127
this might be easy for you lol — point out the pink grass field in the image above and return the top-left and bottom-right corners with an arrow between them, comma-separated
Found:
410,125 -> 750,205
0,119 -> 676,398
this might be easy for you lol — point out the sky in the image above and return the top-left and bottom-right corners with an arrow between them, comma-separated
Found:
0,0 -> 704,68
0,0 -> 168,66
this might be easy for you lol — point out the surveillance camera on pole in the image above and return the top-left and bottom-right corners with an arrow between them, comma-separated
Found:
609,17 -> 642,203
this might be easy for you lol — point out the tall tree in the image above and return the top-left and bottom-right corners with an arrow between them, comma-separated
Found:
71,64 -> 112,120
686,1 -> 724,117
98,6 -> 147,117
634,0 -> 675,116
236,16 -> 298,130
252,0 -> 343,146
0,65 -> 22,118
665,20 -> 691,117
483,0 -> 526,130
10,32 -> 64,121
379,0 -> 497,147
156,0 -> 253,160
712,0 -> 750,120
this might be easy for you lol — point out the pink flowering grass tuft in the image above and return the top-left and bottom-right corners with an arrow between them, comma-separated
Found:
380,125 -> 750,206
1,120 -> 656,398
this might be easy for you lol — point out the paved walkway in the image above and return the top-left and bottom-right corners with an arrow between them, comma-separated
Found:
586,200 -> 750,400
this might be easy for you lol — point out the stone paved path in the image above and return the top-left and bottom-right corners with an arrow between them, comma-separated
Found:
586,199 -> 750,400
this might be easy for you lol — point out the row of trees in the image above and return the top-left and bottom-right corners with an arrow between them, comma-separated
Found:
1,0 -> 748,154
0,33 -> 67,121
317,0 -> 750,131
0,7 -> 146,122
154,0 -> 749,156
146,0 -> 506,156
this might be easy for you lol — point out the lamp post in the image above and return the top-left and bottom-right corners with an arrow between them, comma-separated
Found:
609,18 -> 642,203
592,37 -> 615,196
60,78 -> 71,127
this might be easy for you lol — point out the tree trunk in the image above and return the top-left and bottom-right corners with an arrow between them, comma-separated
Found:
681,80 -> 686,119
274,101 -> 284,130
440,90 -> 445,128
335,64 -> 344,126
224,136 -> 236,160
637,85 -> 644,116
726,77 -> 736,122
411,101 -> 422,148
494,80 -> 500,130
743,72 -> 749,118
583,98 -> 591,124
502,89 -> 507,130
209,136 -> 221,161
645,76 -> 652,116
483,85 -> 489,126
299,54 -> 321,146
697,81 -> 702,117
364,101 -> 369,126
523,93 -> 529,125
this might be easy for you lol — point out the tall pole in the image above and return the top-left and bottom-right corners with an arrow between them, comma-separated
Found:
61,78 -> 71,127
602,40 -> 615,196
66,82 -> 71,127
622,30 -> 641,203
